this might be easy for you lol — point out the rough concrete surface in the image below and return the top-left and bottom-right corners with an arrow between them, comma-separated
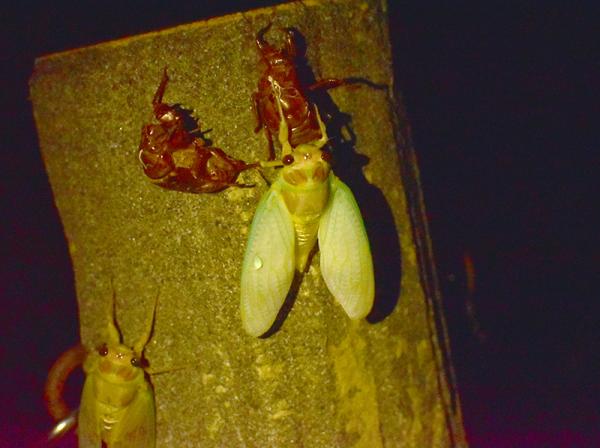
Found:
30,0 -> 465,446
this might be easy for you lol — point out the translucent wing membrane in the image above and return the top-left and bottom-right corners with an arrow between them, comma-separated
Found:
240,185 -> 296,336
319,176 -> 374,319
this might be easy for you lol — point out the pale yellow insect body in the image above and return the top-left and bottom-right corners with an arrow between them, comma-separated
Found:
276,122 -> 331,271
240,79 -> 375,336
78,294 -> 156,448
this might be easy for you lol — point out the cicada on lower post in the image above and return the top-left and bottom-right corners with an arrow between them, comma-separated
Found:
78,293 -> 157,448
240,78 -> 374,337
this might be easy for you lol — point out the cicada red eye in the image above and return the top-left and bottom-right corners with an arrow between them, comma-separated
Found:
321,150 -> 332,163
282,154 -> 294,165
130,357 -> 141,367
97,344 -> 109,357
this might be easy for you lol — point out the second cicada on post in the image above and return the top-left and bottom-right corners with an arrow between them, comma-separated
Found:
240,78 -> 374,337
78,293 -> 157,447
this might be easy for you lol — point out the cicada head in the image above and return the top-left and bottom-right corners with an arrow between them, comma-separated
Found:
281,144 -> 331,187
95,288 -> 157,380
279,100 -> 331,186
95,342 -> 145,381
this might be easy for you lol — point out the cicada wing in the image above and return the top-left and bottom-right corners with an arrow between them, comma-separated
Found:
78,374 -> 101,448
240,184 -> 295,336
318,175 -> 374,319
111,382 -> 156,448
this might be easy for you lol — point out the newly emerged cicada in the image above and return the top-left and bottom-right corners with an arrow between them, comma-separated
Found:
78,293 -> 157,447
139,69 -> 256,193
240,78 -> 374,337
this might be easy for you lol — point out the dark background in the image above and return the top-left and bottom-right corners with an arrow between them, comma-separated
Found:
2,1 -> 598,446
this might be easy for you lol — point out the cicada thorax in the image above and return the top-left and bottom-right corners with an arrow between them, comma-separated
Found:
275,140 -> 331,271
91,343 -> 146,410
279,178 -> 329,272
93,373 -> 140,413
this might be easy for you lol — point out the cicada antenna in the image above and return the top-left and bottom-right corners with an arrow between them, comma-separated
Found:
133,289 -> 159,355
106,278 -> 122,345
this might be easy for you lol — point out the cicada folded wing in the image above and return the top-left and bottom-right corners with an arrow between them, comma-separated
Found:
110,382 -> 155,448
318,175 -> 374,319
240,184 -> 296,336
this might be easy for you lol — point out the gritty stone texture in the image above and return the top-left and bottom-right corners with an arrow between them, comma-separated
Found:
30,0 -> 465,446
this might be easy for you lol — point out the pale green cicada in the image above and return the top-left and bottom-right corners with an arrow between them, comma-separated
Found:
240,78 -> 374,336
78,294 -> 156,447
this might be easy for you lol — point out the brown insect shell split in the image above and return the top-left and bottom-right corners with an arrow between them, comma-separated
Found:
138,69 -> 255,193
252,23 -> 324,157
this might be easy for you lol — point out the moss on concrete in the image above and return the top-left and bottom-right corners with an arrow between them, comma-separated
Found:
30,0 -> 465,446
